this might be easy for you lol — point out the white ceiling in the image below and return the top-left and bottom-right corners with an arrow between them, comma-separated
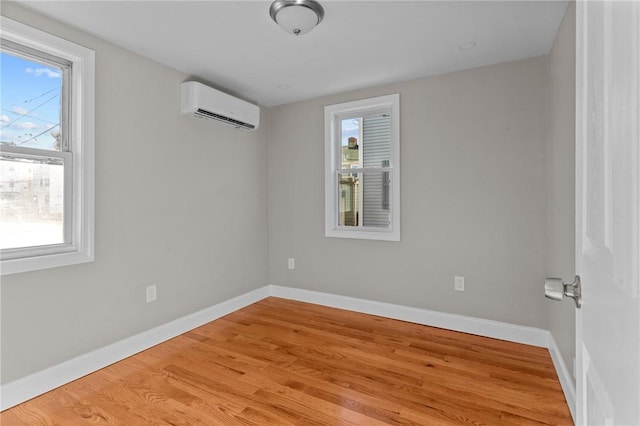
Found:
16,0 -> 568,107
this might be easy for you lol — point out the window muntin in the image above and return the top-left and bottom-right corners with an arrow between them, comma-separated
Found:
1,17 -> 95,275
325,94 -> 400,241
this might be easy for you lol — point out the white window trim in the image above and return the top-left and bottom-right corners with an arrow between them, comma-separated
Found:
1,17 -> 95,275
324,94 -> 400,241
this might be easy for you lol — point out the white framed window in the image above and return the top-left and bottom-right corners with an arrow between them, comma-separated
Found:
324,94 -> 400,241
1,17 -> 95,275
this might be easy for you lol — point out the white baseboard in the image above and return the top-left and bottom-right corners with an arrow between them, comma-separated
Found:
1,284 -> 576,421
548,334 -> 577,423
0,286 -> 270,411
270,285 -> 550,347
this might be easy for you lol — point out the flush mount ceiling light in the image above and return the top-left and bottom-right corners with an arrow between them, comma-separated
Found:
269,0 -> 324,36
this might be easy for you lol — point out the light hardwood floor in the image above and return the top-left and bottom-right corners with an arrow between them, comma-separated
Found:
1,297 -> 572,425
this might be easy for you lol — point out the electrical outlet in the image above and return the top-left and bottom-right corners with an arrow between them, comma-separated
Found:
288,257 -> 295,270
454,276 -> 465,291
146,284 -> 157,303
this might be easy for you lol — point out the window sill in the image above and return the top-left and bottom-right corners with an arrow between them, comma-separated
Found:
1,249 -> 93,275
325,227 -> 400,242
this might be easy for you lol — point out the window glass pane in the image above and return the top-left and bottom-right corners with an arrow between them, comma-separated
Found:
0,156 -> 65,249
338,172 -> 361,227
0,50 -> 62,151
340,113 -> 391,170
362,113 -> 391,167
341,118 -> 360,169
338,171 -> 391,229
361,171 -> 391,228
337,112 -> 392,229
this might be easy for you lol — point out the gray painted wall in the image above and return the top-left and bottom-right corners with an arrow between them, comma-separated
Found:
547,0 -> 577,380
0,4 -> 269,384
268,57 -> 550,329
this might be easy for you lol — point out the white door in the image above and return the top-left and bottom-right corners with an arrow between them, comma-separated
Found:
575,0 -> 640,424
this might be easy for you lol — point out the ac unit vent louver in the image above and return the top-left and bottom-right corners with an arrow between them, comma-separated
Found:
195,108 -> 256,130
181,81 -> 260,131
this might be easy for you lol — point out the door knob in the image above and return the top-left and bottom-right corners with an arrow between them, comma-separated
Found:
544,275 -> 582,308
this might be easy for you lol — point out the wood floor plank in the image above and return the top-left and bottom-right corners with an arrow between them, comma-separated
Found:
1,297 -> 573,425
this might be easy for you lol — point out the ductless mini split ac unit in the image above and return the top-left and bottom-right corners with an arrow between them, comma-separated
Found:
180,81 -> 260,131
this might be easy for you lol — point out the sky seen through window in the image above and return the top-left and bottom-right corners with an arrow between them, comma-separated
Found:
1,51 -> 61,151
